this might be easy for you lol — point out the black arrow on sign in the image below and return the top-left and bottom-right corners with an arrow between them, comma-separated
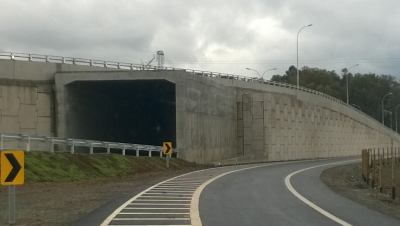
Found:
5,153 -> 22,182
165,143 -> 171,154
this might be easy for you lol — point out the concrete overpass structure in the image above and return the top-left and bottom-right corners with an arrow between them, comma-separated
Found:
0,53 -> 399,164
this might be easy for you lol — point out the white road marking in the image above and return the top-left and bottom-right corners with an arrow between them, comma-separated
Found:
284,160 -> 358,226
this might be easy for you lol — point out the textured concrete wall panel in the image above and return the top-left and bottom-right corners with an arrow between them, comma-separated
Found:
1,86 -> 20,115
19,104 -> 37,128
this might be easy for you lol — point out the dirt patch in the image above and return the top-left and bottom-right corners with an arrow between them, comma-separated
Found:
0,167 -> 209,226
320,162 -> 400,220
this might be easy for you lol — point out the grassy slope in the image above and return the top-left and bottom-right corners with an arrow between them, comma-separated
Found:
0,151 -> 201,183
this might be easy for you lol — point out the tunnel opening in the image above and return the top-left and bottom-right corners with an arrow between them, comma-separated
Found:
65,79 -> 176,150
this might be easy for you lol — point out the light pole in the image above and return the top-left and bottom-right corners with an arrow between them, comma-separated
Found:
245,67 -> 260,78
396,103 -> 400,132
246,67 -> 277,80
346,64 -> 359,105
297,24 -> 312,89
352,104 -> 361,111
382,92 -> 393,126
261,68 -> 277,79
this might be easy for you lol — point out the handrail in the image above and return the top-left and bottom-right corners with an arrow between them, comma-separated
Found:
0,132 -> 177,157
0,51 -> 396,136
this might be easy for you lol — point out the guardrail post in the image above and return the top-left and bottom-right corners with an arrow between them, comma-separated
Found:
176,149 -> 179,158
51,138 -> 54,153
136,147 -> 139,157
107,143 -> 110,154
71,141 -> 75,154
90,142 -> 94,154
26,135 -> 31,152
160,148 -> 163,157
122,145 -> 126,155
149,149 -> 152,157
0,133 -> 3,150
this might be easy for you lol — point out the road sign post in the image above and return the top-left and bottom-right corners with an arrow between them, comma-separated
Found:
163,142 -> 172,168
1,150 -> 24,224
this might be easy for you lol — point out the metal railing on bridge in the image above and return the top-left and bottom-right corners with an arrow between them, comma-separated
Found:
0,133 -> 177,157
0,51 -> 389,134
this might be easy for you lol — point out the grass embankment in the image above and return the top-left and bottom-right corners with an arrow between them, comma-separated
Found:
0,151 -> 202,183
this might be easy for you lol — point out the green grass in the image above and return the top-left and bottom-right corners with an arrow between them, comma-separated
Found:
0,151 -> 202,183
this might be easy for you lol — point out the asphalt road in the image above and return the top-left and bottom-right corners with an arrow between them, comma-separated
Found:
77,157 -> 400,225
199,158 -> 400,226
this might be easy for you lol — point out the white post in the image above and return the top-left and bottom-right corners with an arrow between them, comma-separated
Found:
26,135 -> 31,152
51,138 -> 54,153
0,133 -> 3,150
71,141 -> 75,154
90,142 -> 94,154
122,145 -> 126,155
107,144 -> 110,154
136,147 -> 139,157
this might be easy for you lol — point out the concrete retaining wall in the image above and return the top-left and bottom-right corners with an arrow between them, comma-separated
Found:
211,77 -> 400,165
1,59 -> 400,164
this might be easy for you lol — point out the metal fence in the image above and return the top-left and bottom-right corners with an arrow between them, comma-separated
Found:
362,148 -> 398,200
0,133 -> 177,157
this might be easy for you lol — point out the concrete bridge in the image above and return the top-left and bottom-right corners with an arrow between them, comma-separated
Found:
0,52 -> 399,164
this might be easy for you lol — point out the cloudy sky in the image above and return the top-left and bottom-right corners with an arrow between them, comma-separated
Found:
1,0 -> 400,80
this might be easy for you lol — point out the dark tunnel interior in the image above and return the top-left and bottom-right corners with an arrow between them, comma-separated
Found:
65,80 -> 176,148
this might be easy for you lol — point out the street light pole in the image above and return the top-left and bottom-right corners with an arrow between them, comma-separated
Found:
246,67 -> 277,80
297,24 -> 312,89
396,104 -> 400,132
346,64 -> 359,105
382,92 -> 393,126
352,104 -> 361,111
245,67 -> 260,78
261,68 -> 277,79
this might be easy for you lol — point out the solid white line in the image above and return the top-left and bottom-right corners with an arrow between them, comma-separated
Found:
124,207 -> 190,209
284,160 -> 358,226
112,217 -> 189,220
128,203 -> 189,206
118,212 -> 189,215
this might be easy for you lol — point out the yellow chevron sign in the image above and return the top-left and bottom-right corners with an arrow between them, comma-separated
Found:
1,150 -> 24,185
163,142 -> 172,155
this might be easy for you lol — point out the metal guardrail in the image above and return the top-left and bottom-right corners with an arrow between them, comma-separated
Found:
0,133 -> 177,157
0,51 -> 396,136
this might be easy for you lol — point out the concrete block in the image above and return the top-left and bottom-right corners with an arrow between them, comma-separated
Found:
252,119 -> 263,140
244,144 -> 252,155
263,110 -> 270,127
37,93 -> 51,116
251,101 -> 264,119
19,86 -> 38,105
237,102 -> 243,119
284,105 -> 288,121
270,113 -> 276,128
19,104 -> 37,129
37,117 -> 51,136
243,111 -> 252,127
37,84 -> 53,93
20,128 -> 37,135
264,127 -> 269,144
244,127 -> 252,144
0,86 -> 20,116
0,116 -> 20,133
237,136 -> 244,155
252,93 -> 263,101
237,119 -> 244,136
242,94 -> 252,111
252,140 -> 264,153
